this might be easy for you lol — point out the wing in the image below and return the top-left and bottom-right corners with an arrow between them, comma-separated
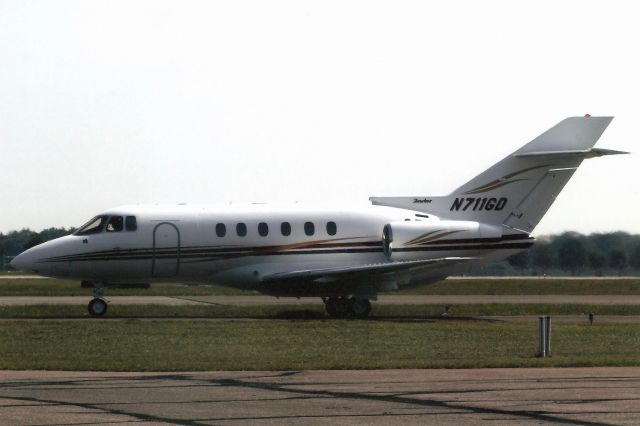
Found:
261,257 -> 474,284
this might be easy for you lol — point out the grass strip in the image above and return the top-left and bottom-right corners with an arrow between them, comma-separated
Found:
3,278 -> 640,296
0,279 -> 258,296
1,320 -> 639,370
400,278 -> 640,295
2,303 -> 640,318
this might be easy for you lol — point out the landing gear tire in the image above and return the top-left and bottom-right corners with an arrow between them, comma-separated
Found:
324,296 -> 351,319
324,297 -> 339,317
324,297 -> 371,319
88,298 -> 107,316
350,298 -> 372,318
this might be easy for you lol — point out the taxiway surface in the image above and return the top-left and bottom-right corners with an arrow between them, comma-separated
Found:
2,368 -> 640,425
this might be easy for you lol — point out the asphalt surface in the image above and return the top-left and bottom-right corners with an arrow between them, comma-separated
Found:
2,368 -> 640,425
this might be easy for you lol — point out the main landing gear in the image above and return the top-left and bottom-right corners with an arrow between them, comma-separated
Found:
87,282 -> 108,316
323,296 -> 372,319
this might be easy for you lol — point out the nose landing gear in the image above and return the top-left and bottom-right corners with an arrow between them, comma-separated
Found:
87,282 -> 108,316
323,296 -> 372,319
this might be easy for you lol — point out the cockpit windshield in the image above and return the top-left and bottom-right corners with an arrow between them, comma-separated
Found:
74,216 -> 107,235
74,215 -> 137,236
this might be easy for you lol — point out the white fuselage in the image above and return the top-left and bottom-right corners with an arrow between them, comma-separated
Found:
12,203 -> 530,296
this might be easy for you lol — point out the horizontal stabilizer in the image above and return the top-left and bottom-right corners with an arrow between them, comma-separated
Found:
514,147 -> 629,158
514,116 -> 613,155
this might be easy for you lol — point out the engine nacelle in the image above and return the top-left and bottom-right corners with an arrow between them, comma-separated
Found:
382,220 -> 502,259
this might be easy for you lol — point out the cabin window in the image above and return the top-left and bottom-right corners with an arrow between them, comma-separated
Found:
74,216 -> 107,236
125,216 -> 137,231
326,221 -> 337,236
304,221 -> 315,236
258,222 -> 269,237
281,222 -> 291,236
236,223 -> 247,237
106,216 -> 124,232
216,223 -> 226,238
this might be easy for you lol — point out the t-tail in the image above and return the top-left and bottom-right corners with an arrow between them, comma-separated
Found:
370,116 -> 627,234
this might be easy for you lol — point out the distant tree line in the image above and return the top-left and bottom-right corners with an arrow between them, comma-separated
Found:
2,227 -> 640,276
491,232 -> 640,276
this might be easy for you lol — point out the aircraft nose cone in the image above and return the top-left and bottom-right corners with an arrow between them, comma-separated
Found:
10,252 -> 27,271
10,250 -> 39,273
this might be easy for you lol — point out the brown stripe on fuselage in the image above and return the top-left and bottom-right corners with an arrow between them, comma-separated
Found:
38,234 -> 534,264
406,230 -> 463,246
463,164 -> 550,195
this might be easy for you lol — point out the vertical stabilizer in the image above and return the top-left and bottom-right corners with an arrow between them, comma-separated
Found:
370,116 -> 624,233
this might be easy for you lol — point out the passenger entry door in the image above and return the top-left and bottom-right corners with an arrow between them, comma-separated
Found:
152,222 -> 180,278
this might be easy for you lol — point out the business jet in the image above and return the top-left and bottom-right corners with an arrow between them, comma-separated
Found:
11,116 -> 625,317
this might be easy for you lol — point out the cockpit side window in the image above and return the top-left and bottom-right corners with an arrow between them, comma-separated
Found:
105,216 -> 124,232
74,216 -> 107,235
125,216 -> 137,231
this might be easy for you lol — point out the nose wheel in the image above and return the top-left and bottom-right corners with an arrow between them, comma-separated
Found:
88,298 -> 108,316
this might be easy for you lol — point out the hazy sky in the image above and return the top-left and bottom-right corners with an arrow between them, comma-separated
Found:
0,0 -> 637,235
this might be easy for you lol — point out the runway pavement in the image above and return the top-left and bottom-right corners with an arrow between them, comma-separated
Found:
2,368 -> 640,425
4,294 -> 640,306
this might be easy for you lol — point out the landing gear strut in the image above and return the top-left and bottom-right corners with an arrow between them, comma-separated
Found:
323,296 -> 372,319
88,282 -> 108,316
